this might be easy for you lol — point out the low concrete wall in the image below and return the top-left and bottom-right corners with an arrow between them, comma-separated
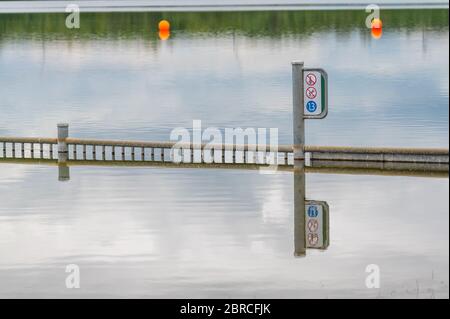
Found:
1,136 -> 448,164
306,146 -> 449,164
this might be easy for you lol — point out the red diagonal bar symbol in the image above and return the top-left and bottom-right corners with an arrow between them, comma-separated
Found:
308,233 -> 319,246
308,219 -> 319,232
305,73 -> 317,86
306,87 -> 317,99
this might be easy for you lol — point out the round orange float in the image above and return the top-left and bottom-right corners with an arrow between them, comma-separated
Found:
371,18 -> 383,39
158,20 -> 170,32
159,30 -> 170,40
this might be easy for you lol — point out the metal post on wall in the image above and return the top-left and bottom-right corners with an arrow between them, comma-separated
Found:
57,123 -> 70,182
57,123 -> 69,160
292,62 -> 306,255
292,61 -> 305,160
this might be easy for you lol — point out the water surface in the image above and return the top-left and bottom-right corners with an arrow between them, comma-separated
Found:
0,9 -> 448,298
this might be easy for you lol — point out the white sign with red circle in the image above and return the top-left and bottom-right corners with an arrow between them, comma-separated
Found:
303,69 -> 328,118
305,73 -> 317,86
306,87 -> 317,99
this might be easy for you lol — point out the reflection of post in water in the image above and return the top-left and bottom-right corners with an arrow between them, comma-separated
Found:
294,160 -> 306,257
294,160 -> 330,257
58,158 -> 70,182
57,123 -> 70,182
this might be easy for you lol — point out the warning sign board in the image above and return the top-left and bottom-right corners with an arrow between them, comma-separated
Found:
305,200 -> 330,250
303,69 -> 328,119
305,73 -> 317,86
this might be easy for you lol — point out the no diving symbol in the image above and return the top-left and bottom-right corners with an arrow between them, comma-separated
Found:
306,87 -> 317,99
308,219 -> 319,232
305,73 -> 317,86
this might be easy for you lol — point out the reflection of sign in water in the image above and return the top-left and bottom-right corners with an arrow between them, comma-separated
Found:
308,205 -> 319,218
307,219 -> 319,232
308,233 -> 319,246
305,201 -> 330,250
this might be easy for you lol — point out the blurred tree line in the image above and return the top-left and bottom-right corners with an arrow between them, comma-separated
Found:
0,9 -> 448,40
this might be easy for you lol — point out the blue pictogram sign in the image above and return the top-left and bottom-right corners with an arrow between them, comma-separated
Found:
306,101 -> 317,113
308,206 -> 319,218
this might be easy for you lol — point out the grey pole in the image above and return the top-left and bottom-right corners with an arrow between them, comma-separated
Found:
57,123 -> 69,159
292,61 -> 305,160
294,159 -> 306,257
57,123 -> 70,181
58,164 -> 70,182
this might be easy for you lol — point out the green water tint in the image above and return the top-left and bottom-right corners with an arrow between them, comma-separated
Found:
0,9 -> 448,40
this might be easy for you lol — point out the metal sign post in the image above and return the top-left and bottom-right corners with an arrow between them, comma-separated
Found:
292,62 -> 305,160
292,62 -> 328,160
293,62 -> 329,256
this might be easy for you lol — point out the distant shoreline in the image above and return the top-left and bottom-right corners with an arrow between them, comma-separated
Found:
1,1 -> 449,14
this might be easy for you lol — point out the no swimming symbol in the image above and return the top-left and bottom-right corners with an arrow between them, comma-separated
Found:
305,73 -> 317,86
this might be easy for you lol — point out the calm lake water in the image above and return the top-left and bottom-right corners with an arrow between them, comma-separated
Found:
0,9 -> 449,298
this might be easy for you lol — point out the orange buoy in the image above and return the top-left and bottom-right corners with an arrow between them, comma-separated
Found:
159,30 -> 170,40
158,20 -> 170,32
371,18 -> 383,39
371,27 -> 382,39
371,18 -> 383,29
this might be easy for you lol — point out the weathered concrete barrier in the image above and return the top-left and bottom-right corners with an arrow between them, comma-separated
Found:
305,145 -> 449,164
0,124 -> 448,165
